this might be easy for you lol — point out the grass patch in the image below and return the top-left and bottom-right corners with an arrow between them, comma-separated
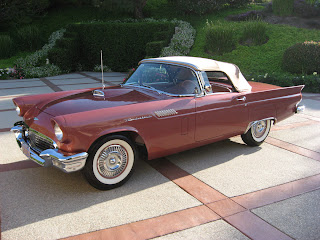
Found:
189,9 -> 320,75
205,21 -> 236,55
0,52 -> 31,69
239,20 -> 268,46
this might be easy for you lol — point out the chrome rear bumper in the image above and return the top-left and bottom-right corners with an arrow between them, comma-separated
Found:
296,105 -> 305,114
11,125 -> 88,173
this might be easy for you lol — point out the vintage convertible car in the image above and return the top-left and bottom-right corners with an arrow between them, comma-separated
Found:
11,56 -> 305,190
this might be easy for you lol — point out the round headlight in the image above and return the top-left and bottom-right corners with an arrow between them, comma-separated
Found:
16,106 -> 20,116
54,123 -> 63,141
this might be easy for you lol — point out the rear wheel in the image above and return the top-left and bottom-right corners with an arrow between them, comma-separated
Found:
82,135 -> 136,190
241,119 -> 271,146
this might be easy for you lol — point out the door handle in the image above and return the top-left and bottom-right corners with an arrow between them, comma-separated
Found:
236,96 -> 246,101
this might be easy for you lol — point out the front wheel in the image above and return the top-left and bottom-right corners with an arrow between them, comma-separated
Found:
241,119 -> 271,146
82,135 -> 137,190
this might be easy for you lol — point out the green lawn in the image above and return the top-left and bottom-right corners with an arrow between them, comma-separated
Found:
1,1 -> 320,78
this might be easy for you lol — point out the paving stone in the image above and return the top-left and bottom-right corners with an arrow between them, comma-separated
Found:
49,78 -> 97,85
270,123 -> 320,153
0,86 -> 53,97
46,73 -> 86,80
252,189 -> 320,240
155,220 -> 249,240
0,80 -> 45,89
0,110 -> 23,129
0,160 -> 200,240
167,137 -> 320,197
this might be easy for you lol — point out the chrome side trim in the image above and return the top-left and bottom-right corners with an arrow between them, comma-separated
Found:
244,117 -> 276,134
155,109 -> 178,118
11,123 -> 88,173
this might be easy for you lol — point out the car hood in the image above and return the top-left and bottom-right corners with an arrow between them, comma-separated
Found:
39,86 -> 158,117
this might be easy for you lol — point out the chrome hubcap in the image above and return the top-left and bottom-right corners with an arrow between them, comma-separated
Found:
252,121 -> 267,138
97,144 -> 128,178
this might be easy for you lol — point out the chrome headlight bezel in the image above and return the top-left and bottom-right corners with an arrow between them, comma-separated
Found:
54,123 -> 63,141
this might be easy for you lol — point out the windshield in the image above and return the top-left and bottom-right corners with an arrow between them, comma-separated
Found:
124,63 -> 200,95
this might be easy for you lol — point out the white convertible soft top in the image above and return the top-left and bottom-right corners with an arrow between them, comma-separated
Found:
140,56 -> 252,92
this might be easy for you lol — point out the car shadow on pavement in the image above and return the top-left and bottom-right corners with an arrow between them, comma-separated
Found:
0,138 -> 260,232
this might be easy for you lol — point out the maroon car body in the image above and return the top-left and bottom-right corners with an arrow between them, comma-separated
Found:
11,57 -> 304,190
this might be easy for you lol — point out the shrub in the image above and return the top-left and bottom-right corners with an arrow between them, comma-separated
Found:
48,35 -> 80,71
0,35 -> 15,58
294,0 -> 320,17
14,28 -> 66,78
160,20 -> 196,57
0,0 -> 49,25
240,21 -> 268,46
272,0 -> 294,16
14,25 -> 43,51
49,21 -> 174,72
246,72 -> 320,93
146,41 -> 166,57
226,0 -> 252,8
282,41 -> 320,74
170,0 -> 227,15
205,22 -> 236,55
226,10 -> 263,21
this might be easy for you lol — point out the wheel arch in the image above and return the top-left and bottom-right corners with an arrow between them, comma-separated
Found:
244,117 -> 277,134
88,128 -> 148,158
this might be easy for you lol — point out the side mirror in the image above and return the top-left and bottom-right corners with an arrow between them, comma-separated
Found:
204,83 -> 212,93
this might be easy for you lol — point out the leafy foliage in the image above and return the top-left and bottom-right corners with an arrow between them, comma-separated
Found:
272,0 -> 294,16
14,25 -> 44,51
205,22 -> 237,55
0,35 -> 15,58
282,41 -> 320,74
92,0 -> 148,18
169,0 -> 228,15
294,0 -> 320,17
48,20 -> 174,72
246,72 -> 320,93
160,20 -> 196,57
239,21 -> 268,46
0,0 -> 50,25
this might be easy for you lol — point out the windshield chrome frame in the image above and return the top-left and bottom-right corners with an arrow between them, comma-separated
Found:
123,62 -> 204,98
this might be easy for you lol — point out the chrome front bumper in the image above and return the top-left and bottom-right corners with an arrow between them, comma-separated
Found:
11,125 -> 88,173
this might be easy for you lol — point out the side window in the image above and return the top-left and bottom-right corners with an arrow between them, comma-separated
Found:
204,71 -> 234,93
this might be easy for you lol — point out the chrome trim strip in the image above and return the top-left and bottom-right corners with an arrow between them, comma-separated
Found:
155,109 -> 178,118
11,123 -> 88,173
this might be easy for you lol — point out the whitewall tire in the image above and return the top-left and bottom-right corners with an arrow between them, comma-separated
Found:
82,135 -> 136,190
241,119 -> 271,146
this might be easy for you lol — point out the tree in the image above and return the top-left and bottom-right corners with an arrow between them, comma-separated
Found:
92,0 -> 148,19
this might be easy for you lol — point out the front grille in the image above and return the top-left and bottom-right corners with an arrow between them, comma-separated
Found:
28,128 -> 55,153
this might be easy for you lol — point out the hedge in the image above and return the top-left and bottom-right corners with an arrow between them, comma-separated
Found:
48,21 -> 174,72
282,41 -> 320,74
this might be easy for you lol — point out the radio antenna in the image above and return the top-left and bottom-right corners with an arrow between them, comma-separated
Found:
101,50 -> 105,90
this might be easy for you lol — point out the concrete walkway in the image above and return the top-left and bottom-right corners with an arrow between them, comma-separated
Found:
0,73 -> 320,240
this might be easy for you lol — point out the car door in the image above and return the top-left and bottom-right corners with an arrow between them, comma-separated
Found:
195,92 -> 249,142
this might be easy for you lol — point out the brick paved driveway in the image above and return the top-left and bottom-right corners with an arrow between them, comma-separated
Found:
0,73 -> 319,240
